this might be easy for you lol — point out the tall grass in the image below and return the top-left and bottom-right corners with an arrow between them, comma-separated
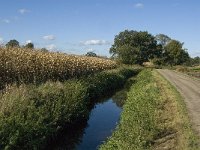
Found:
0,47 -> 117,89
0,67 -> 139,149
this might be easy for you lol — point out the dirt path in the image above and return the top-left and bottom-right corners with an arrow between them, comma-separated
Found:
157,69 -> 200,136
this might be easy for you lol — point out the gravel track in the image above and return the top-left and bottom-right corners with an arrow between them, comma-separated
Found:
157,69 -> 200,136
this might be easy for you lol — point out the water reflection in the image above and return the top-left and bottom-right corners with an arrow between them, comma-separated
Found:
46,88 -> 128,150
76,99 -> 122,150
112,90 -> 127,107
46,119 -> 88,150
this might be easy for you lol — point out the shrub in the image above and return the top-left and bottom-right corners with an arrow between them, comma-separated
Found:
0,67 -> 140,149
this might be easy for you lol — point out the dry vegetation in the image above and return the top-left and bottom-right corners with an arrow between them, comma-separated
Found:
175,66 -> 200,79
0,47 -> 117,89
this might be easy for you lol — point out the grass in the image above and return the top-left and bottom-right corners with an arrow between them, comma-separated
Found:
175,66 -> 200,78
0,66 -> 140,149
152,70 -> 199,149
100,69 -> 199,150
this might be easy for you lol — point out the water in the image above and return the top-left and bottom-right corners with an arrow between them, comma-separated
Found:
48,89 -> 127,150
76,99 -> 122,150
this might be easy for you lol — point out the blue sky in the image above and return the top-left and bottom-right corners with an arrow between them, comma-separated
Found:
0,0 -> 200,57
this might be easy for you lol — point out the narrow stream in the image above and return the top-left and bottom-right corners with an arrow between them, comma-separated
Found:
76,98 -> 122,150
48,89 -> 127,150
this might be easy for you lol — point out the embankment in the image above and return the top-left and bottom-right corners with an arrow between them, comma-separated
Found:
100,69 -> 198,150
0,66 -> 140,149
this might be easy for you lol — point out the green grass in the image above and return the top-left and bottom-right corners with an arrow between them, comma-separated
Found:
100,69 -> 199,150
0,66 -> 140,149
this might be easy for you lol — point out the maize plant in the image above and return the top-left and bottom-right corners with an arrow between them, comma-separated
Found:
0,47 -> 117,89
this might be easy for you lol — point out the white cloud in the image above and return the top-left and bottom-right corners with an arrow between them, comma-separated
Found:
25,40 -> 32,44
80,40 -> 110,46
18,9 -> 30,14
134,3 -> 144,9
46,44 -> 56,50
0,37 -> 3,43
43,35 -> 55,40
86,48 -> 94,52
2,19 -> 10,23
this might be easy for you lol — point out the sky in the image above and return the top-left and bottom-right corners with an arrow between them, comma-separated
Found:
0,0 -> 200,57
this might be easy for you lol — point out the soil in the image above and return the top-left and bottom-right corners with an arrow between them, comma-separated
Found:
157,69 -> 200,136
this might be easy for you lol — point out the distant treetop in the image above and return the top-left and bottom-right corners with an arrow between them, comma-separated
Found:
6,39 -> 20,48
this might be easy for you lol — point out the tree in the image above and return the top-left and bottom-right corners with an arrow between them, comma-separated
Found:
25,42 -> 34,49
85,51 -> 97,57
191,56 -> 200,66
41,48 -> 49,52
117,44 -> 139,64
164,40 -> 190,65
110,30 -> 160,64
155,34 -> 171,47
6,39 -> 20,48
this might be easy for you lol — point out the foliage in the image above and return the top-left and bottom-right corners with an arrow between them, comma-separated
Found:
40,48 -> 49,52
83,66 -> 140,99
25,43 -> 34,49
85,51 -> 97,57
191,56 -> 200,66
100,70 -> 159,149
0,81 -> 88,149
110,30 -> 192,66
0,47 -> 117,89
110,30 -> 160,65
164,40 -> 190,65
175,65 -> 200,78
155,34 -> 171,46
0,67 -> 140,149
100,69 -> 198,150
6,39 -> 20,48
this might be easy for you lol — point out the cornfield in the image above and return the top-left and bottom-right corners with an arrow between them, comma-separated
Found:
0,47 -> 117,89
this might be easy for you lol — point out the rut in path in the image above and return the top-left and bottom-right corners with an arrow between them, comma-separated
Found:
157,69 -> 200,136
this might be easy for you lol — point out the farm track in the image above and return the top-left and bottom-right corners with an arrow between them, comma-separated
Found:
157,69 -> 200,137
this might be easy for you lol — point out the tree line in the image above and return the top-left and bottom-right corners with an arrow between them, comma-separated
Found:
5,39 -> 34,49
110,30 -> 199,66
3,39 -> 48,52
3,34 -> 200,66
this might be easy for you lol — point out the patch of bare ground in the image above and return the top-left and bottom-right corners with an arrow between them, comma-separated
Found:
152,70 -> 199,150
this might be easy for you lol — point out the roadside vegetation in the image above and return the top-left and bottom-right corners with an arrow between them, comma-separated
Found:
110,31 -> 191,66
100,69 -> 199,150
175,65 -> 200,79
0,66 -> 140,149
1,28 -> 199,149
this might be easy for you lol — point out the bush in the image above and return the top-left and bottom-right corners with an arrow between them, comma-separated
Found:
0,81 -> 88,149
175,66 -> 190,73
0,66 -> 140,149
100,70 -> 160,150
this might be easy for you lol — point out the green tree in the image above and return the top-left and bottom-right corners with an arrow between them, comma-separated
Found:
41,48 -> 49,52
85,51 -> 97,57
110,30 -> 160,64
155,34 -> 171,47
117,44 -> 139,64
6,39 -> 20,48
191,56 -> 200,66
164,40 -> 190,65
25,42 -> 34,49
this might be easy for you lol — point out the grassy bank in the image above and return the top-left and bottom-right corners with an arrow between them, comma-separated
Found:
0,66 -> 139,149
100,69 -> 198,150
